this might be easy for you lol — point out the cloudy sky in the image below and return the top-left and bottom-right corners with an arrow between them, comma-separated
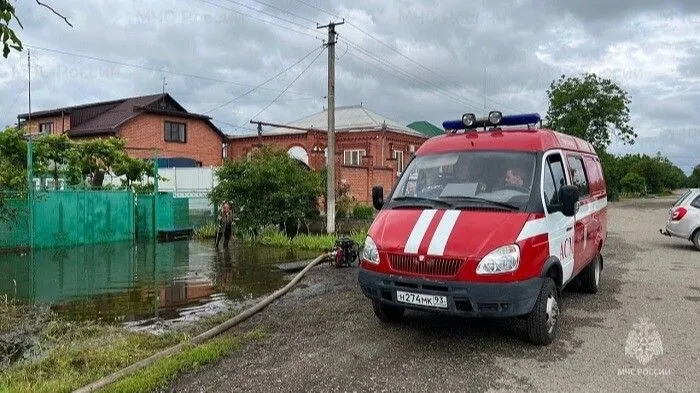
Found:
1,0 -> 698,173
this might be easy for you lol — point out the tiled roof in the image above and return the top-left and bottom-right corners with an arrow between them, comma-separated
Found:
18,94 -> 225,138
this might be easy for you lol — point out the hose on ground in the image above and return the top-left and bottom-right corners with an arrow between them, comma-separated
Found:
73,252 -> 331,393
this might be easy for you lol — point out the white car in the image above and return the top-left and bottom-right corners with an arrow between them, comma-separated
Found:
661,189 -> 700,251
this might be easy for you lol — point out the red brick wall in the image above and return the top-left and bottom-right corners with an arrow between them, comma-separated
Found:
226,131 -> 328,169
225,128 -> 426,203
338,157 -> 398,204
118,114 -> 224,166
25,115 -> 71,135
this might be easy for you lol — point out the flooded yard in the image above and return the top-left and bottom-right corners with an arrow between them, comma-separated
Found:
0,240 -> 320,327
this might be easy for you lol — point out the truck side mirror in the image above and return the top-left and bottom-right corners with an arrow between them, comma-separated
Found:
559,185 -> 579,217
372,185 -> 384,210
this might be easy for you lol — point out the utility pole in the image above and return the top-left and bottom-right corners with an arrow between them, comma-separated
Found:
27,49 -> 34,249
318,19 -> 344,235
28,49 -> 31,127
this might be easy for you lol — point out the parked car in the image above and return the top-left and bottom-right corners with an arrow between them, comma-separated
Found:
660,189 -> 700,251
358,112 -> 608,346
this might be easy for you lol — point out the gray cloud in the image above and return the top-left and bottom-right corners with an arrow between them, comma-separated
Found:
1,0 -> 699,172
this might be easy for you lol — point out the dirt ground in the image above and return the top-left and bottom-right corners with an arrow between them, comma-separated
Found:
170,196 -> 699,393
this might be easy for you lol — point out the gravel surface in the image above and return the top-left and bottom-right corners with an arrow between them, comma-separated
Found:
170,197 -> 699,393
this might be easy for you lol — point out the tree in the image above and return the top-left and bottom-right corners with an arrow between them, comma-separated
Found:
113,155 -> 155,188
210,145 -> 324,236
1,0 -> 72,58
688,165 -> 700,188
66,137 -> 128,187
545,73 -> 637,150
620,172 -> 646,195
34,134 -> 72,189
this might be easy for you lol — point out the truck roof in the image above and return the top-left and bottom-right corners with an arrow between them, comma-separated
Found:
416,128 -> 597,156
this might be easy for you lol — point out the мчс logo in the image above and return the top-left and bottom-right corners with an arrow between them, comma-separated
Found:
624,317 -> 663,365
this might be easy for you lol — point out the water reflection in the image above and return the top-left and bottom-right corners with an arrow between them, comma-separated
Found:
0,241 -> 319,324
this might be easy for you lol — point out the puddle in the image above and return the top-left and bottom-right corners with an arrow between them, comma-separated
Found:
0,240 -> 320,330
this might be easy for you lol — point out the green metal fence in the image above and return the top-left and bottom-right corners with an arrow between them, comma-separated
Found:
1,190 -> 190,250
0,194 -> 30,250
135,192 -> 191,240
32,190 -> 136,248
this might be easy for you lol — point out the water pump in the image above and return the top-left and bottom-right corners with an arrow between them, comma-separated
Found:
331,237 -> 359,268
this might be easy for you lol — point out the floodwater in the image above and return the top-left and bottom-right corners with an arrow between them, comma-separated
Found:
0,240 -> 321,327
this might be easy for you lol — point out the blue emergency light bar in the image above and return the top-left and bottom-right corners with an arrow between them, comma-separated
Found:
442,112 -> 541,131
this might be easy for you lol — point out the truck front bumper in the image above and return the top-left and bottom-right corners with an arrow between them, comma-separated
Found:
358,269 -> 543,318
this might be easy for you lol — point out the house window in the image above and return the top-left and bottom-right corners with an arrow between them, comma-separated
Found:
222,143 -> 228,159
344,149 -> 365,166
393,150 -> 405,173
39,122 -> 53,134
164,121 -> 187,143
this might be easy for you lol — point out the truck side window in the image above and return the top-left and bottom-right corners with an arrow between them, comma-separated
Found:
567,155 -> 590,197
543,154 -> 566,211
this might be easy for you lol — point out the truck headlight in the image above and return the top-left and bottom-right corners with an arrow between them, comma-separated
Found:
361,236 -> 380,265
476,244 -> 520,274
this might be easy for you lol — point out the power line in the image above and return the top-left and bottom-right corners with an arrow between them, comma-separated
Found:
246,0 -> 318,25
25,45 -> 316,97
292,0 -> 518,112
2,91 -> 24,123
204,44 -> 324,114
245,47 -> 325,126
196,0 -> 323,41
217,0 -> 319,35
293,0 -> 341,19
211,118 -> 257,133
341,38 -> 484,112
342,47 -> 477,113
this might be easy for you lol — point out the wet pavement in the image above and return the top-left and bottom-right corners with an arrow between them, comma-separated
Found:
170,197 -> 699,393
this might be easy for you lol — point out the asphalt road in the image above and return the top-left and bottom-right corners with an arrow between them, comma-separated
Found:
170,196 -> 699,393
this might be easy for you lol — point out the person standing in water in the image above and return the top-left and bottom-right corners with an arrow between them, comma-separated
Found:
215,202 -> 234,248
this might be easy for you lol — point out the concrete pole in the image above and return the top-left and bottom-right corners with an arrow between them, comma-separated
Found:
318,20 -> 344,234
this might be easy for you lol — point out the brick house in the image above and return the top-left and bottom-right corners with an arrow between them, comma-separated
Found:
227,105 -> 428,204
17,93 -> 228,167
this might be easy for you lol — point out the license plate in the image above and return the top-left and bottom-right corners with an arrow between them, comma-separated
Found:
396,290 -> 448,309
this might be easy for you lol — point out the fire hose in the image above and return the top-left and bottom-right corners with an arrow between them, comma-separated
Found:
73,252 -> 331,393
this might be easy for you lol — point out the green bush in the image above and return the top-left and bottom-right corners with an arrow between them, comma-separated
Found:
352,204 -> 375,219
620,172 -> 647,194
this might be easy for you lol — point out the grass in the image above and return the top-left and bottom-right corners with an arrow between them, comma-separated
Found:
101,329 -> 266,393
247,227 -> 368,251
0,311 -> 266,393
192,222 -> 218,240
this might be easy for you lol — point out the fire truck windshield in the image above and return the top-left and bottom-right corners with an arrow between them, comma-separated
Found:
391,151 -> 537,210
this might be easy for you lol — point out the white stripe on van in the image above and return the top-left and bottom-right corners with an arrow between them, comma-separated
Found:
404,209 -> 437,254
516,197 -> 607,242
427,210 -> 461,256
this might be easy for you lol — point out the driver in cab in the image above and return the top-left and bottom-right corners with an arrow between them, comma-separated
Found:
505,167 -> 525,188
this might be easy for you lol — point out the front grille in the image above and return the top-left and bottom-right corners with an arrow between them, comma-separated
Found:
388,254 -> 463,277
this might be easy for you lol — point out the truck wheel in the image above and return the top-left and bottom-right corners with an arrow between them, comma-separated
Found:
372,301 -> 405,323
692,230 -> 700,251
580,253 -> 602,294
526,278 -> 559,345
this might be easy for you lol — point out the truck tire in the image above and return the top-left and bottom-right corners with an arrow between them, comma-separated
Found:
580,253 -> 602,294
526,278 -> 559,345
372,301 -> 405,323
692,229 -> 700,251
